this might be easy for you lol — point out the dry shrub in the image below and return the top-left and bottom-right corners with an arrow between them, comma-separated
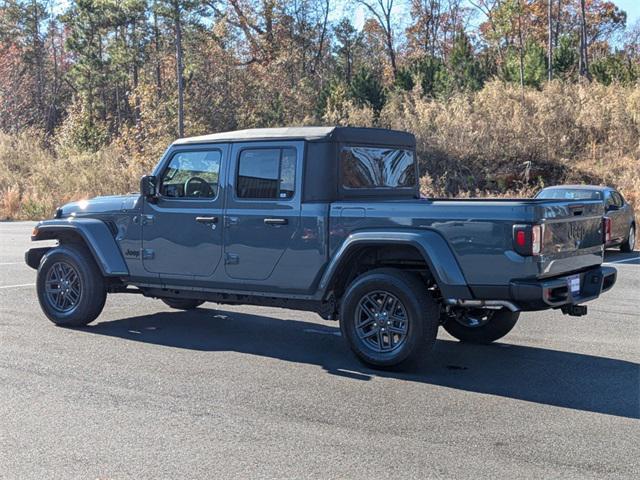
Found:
381,80 -> 640,206
0,130 -> 157,220
1,185 -> 21,218
1,81 -> 638,220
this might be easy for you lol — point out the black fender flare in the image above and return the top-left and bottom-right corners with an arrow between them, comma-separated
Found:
316,229 -> 472,300
28,218 -> 128,276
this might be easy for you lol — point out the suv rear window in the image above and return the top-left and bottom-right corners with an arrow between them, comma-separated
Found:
341,146 -> 416,189
536,189 -> 603,201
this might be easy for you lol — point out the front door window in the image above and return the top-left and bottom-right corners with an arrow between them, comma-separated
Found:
160,150 -> 221,199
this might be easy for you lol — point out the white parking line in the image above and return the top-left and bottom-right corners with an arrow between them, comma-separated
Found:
0,283 -> 35,289
0,262 -> 24,266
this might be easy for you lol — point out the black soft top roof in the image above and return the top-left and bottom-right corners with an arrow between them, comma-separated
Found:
172,126 -> 416,148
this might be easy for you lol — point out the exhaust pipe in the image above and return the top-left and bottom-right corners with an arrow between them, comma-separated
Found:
445,298 -> 520,312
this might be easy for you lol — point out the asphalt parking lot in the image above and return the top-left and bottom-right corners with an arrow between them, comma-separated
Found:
1,221 -> 638,479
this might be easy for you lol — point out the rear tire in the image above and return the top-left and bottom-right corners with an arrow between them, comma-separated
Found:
443,308 -> 519,344
340,268 -> 439,369
620,225 -> 635,252
161,298 -> 205,310
36,244 -> 106,327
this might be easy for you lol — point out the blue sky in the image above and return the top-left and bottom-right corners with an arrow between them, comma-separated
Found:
51,0 -> 640,32
333,0 -> 640,31
616,0 -> 639,26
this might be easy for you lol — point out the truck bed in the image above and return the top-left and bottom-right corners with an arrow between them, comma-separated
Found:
330,197 -> 605,286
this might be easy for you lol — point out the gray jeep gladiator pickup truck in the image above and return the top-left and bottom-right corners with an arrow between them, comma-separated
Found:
26,127 -> 617,367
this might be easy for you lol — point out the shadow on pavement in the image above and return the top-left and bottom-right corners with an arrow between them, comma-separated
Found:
604,250 -> 639,263
82,307 -> 640,419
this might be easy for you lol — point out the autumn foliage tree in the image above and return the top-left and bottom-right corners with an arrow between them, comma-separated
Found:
0,0 -> 636,148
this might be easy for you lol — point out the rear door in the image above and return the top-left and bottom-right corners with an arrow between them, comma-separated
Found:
142,145 -> 227,278
223,142 -> 302,282
605,190 -> 626,243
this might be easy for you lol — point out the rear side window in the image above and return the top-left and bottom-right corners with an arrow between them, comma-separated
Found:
612,191 -> 624,207
604,191 -> 615,208
341,146 -> 416,189
237,148 -> 296,199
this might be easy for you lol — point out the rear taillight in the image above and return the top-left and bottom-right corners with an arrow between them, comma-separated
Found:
603,217 -> 611,244
531,224 -> 542,255
513,224 -> 543,256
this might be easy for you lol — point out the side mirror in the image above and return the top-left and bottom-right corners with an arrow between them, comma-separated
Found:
140,175 -> 157,199
606,204 -> 619,212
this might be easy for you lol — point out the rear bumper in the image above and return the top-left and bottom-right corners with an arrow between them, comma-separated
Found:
509,266 -> 617,310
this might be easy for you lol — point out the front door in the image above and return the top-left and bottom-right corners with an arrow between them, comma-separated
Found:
223,142 -> 301,281
142,145 -> 227,278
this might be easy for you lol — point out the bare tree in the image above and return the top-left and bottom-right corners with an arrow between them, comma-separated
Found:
547,0 -> 552,80
554,0 -> 562,48
356,0 -> 398,78
153,5 -> 162,99
578,0 -> 590,79
172,0 -> 185,137
314,0 -> 330,73
468,0 -> 505,63
516,0 -> 525,93
407,0 -> 444,56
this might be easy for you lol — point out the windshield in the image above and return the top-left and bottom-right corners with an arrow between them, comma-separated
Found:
536,188 -> 603,201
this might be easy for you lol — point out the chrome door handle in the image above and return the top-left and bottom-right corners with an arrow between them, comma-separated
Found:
195,216 -> 218,224
264,218 -> 288,226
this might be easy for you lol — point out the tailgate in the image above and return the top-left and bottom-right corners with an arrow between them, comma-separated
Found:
537,201 -> 605,277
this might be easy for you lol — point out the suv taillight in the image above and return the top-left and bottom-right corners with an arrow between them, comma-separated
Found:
603,217 -> 611,244
513,224 -> 543,256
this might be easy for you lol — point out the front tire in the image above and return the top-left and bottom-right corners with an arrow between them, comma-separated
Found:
443,308 -> 519,344
161,298 -> 205,310
36,244 -> 107,327
340,268 -> 439,369
620,224 -> 635,252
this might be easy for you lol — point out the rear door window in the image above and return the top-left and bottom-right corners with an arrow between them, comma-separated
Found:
236,148 -> 296,200
341,146 -> 416,189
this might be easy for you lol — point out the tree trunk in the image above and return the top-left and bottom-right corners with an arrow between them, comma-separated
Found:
154,10 -> 162,99
517,1 -> 525,94
313,0 -> 330,73
384,7 -> 397,78
547,0 -> 552,81
579,0 -> 590,79
32,0 -> 45,125
174,1 -> 184,137
554,0 -> 562,48
46,18 -> 60,134
114,28 -> 122,130
132,21 -> 140,127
